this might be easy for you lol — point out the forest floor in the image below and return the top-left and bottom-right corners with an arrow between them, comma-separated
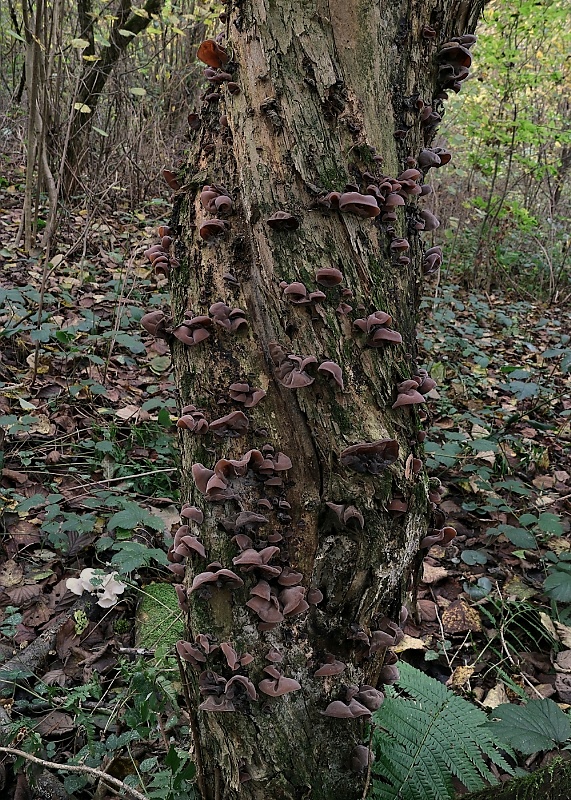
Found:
0,155 -> 570,799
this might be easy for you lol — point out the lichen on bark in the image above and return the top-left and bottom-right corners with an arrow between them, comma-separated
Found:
166,1 -> 485,798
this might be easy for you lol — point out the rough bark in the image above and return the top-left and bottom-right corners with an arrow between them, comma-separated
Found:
167,1 -> 484,798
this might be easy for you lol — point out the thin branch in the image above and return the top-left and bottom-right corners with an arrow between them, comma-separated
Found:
0,747 -> 148,800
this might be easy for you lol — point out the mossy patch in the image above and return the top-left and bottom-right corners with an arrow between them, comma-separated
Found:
135,583 -> 185,659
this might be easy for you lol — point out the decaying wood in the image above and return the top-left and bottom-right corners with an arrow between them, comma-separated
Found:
167,1 -> 484,797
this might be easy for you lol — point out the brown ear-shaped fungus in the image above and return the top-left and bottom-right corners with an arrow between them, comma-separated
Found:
282,282 -> 309,304
420,526 -> 457,549
265,648 -> 283,662
353,310 -> 402,347
173,315 -> 213,347
199,219 -> 229,241
209,302 -> 233,330
338,192 -> 380,218
387,495 -> 408,515
277,567 -> 303,587
198,695 -> 236,712
270,342 -> 318,389
326,502 -> 364,529
315,267 -> 344,287
419,209 -> 440,231
317,191 -> 341,209
392,378 -> 426,409
177,405 -> 209,433
174,534 -> 207,559
246,592 -> 284,624
418,149 -> 442,170
141,311 -> 169,339
259,673 -> 301,697
318,361 -> 344,390
437,41 -> 473,68
390,238 -> 410,252
340,439 -> 399,474
181,505 -> 204,524
320,700 -> 371,719
267,211 -> 300,231
354,686 -> 384,711
163,169 -> 180,191
307,587 -> 323,605
383,192 -> 405,209
321,701 -> 354,719
189,564 -> 244,593
229,383 -> 266,408
197,39 -> 229,69
347,699 -> 373,718
398,168 -> 421,182
279,586 -> 309,617
314,654 -> 346,676
226,675 -> 258,701
192,464 -> 215,494
413,369 -> 437,394
176,639 -> 207,666
423,245 -> 443,275
175,584 -> 189,612
379,664 -> 400,684
209,411 -> 249,438
168,563 -> 185,577
369,618 -> 404,653
351,746 -> 375,773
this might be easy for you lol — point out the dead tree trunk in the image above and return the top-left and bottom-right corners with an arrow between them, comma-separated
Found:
165,2 -> 484,798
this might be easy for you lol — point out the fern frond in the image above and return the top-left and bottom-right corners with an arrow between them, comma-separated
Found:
372,661 -> 514,800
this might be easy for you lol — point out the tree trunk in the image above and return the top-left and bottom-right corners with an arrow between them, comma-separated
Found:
167,2 -> 484,798
63,0 -> 164,196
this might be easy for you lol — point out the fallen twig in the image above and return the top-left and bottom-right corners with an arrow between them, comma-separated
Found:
0,746 -> 148,800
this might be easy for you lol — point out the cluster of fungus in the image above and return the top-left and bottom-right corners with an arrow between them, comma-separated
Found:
172,301 -> 248,347
144,18 -> 480,785
192,446 -> 293,501
269,342 -> 344,390
144,226 -> 178,279
392,369 -> 437,409
199,184 -> 232,241
177,407 -> 249,438
435,34 -> 477,98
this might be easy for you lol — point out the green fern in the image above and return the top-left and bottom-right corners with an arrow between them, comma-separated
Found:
371,661 -> 514,800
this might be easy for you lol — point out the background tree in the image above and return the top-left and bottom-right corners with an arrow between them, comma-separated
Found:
434,0 -> 571,297
164,1 -> 485,799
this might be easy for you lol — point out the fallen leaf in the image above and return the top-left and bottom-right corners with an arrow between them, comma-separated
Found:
539,612 -> 558,640
417,599 -> 438,621
555,622 -> 571,648
35,710 -> 75,736
556,650 -> 571,673
482,682 -> 509,708
447,665 -> 475,688
442,599 -> 481,634
503,576 -> 537,600
555,673 -> 571,703
422,561 -> 448,584
393,634 -> 426,653
1,468 -> 28,484
6,584 -> 41,605
0,560 -> 24,588
23,601 -> 52,627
